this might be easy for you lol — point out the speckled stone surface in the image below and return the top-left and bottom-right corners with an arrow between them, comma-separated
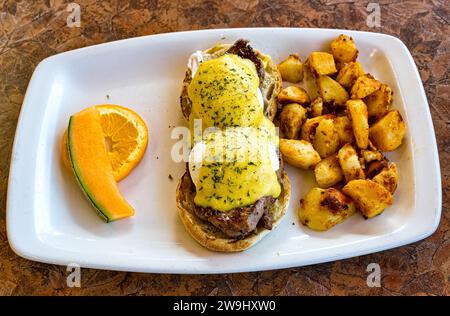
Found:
0,0 -> 448,295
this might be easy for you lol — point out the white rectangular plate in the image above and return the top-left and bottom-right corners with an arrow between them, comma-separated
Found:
7,28 -> 442,273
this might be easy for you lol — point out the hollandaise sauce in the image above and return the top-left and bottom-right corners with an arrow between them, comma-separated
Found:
193,128 -> 281,212
188,54 -> 264,129
187,52 -> 281,212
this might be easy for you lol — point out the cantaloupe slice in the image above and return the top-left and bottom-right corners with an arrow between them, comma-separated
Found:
67,107 -> 135,222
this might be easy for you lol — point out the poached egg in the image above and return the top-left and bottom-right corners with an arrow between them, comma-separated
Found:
187,51 -> 265,111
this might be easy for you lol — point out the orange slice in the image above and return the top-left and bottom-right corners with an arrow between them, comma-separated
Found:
62,104 -> 148,182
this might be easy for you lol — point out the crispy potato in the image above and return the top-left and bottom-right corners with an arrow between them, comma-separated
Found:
350,74 -> 381,99
359,156 -> 366,169
317,75 -> 349,106
310,97 -> 323,117
346,100 -> 369,149
330,34 -> 359,63
278,86 -> 310,105
372,163 -> 398,193
279,103 -> 307,139
338,143 -> 365,182
364,84 -> 393,120
333,116 -> 354,145
278,54 -> 304,83
342,179 -> 393,218
313,118 -> 340,158
302,64 -> 321,100
279,138 -> 321,169
336,61 -> 365,89
301,114 -> 335,143
309,52 -> 337,76
367,139 -> 379,151
369,110 -> 406,151
361,149 -> 383,163
365,159 -> 388,178
314,155 -> 344,188
334,61 -> 347,71
299,187 -> 356,231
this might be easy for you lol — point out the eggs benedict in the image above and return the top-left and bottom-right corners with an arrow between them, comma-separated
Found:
176,40 -> 290,252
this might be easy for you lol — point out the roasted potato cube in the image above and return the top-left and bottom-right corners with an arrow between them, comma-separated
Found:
278,86 -> 310,105
350,74 -> 381,99
342,179 -> 393,218
279,139 -> 321,169
310,97 -> 323,117
314,155 -> 344,188
336,62 -> 365,88
299,187 -> 356,231
333,116 -> 354,145
359,156 -> 366,169
313,118 -> 340,158
301,114 -> 335,143
361,149 -> 383,163
309,52 -> 337,76
302,64 -> 321,100
338,143 -> 365,182
278,54 -> 304,83
330,34 -> 358,63
346,100 -> 369,149
366,141 -> 379,153
364,84 -> 393,120
279,103 -> 307,139
369,110 -> 406,151
317,75 -> 349,106
372,163 -> 398,193
334,61 -> 347,72
365,159 -> 388,178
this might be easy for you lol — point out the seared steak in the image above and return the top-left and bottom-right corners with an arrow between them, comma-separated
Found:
227,39 -> 265,81
187,152 -> 283,239
193,196 -> 275,239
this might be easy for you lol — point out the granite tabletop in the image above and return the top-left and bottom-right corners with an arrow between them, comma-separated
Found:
0,0 -> 448,296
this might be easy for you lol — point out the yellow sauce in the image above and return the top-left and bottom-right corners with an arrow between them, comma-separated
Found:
193,128 -> 281,212
188,54 -> 264,129
187,53 -> 281,212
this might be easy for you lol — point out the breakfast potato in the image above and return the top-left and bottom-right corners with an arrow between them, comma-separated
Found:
278,86 -> 310,105
335,62 -> 347,72
358,156 -> 366,169
364,84 -> 393,120
279,103 -> 307,139
310,97 -> 323,117
317,75 -> 349,106
301,114 -> 335,143
309,52 -> 337,76
369,110 -> 406,151
330,34 -> 358,63
314,155 -> 344,188
338,143 -> 365,182
279,138 -> 321,169
365,159 -> 388,178
299,187 -> 356,231
278,54 -> 304,83
346,100 -> 369,149
367,141 -> 379,153
361,149 -> 383,163
350,74 -> 381,99
342,179 -> 393,218
336,62 -> 365,89
372,163 -> 398,193
333,116 -> 354,145
313,118 -> 340,158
